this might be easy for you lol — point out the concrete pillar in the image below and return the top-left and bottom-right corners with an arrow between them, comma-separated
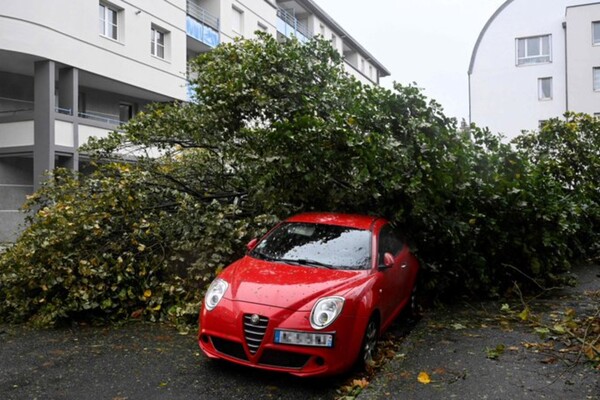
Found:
33,60 -> 56,190
58,67 -> 79,172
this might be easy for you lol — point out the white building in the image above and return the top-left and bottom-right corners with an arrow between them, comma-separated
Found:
0,0 -> 389,242
469,0 -> 600,139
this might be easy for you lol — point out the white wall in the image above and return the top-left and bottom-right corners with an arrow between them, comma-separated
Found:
217,0 -> 277,41
0,0 -> 188,100
0,121 -> 34,147
470,0 -> 584,139
79,124 -> 113,147
566,4 -> 600,114
55,120 -> 74,147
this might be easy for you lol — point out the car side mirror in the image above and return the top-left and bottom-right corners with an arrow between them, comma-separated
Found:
380,252 -> 395,270
246,238 -> 259,251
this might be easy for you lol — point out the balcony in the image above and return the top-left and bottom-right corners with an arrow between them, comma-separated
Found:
276,8 -> 311,43
0,98 -> 124,153
55,107 -> 125,126
186,1 -> 219,48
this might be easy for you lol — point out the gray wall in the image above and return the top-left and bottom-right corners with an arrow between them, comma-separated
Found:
0,157 -> 33,243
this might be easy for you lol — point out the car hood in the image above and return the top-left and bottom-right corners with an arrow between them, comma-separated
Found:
221,256 -> 369,311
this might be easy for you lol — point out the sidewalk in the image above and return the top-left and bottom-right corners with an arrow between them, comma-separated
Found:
360,264 -> 599,399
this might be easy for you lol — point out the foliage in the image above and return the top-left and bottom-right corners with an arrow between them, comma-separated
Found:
513,113 -> 600,261
1,33 -> 599,326
500,292 -> 600,368
0,165 -> 173,325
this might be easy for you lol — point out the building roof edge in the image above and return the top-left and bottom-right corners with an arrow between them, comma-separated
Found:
297,0 -> 391,77
468,0 -> 515,76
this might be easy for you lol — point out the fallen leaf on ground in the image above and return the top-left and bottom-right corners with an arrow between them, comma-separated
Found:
518,307 -> 530,321
417,371 -> 431,384
486,344 -> 505,360
351,378 -> 369,389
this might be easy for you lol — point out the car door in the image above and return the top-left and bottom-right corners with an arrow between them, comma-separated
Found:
377,224 -> 406,323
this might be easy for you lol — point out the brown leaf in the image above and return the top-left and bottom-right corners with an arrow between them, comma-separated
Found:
351,378 -> 369,389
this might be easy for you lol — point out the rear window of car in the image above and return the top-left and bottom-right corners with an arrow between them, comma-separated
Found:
251,222 -> 372,270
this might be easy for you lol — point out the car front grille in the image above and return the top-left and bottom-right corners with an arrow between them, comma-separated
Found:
243,314 -> 269,354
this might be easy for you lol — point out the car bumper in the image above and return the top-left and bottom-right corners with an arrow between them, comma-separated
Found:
198,299 -> 367,377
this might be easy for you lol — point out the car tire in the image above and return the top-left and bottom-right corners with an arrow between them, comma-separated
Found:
359,317 -> 379,367
408,282 -> 422,319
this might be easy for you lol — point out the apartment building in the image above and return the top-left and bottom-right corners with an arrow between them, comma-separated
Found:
0,0 -> 390,242
468,0 -> 600,139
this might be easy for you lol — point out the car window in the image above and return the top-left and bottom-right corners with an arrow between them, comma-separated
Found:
378,225 -> 404,265
251,222 -> 372,270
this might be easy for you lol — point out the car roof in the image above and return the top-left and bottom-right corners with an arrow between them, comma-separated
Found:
285,212 -> 383,230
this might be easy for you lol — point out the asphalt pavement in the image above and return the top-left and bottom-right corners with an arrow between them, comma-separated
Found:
0,264 -> 598,400
0,322 -> 343,400
360,263 -> 600,400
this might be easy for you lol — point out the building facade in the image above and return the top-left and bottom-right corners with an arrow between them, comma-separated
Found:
0,0 -> 389,242
468,0 -> 600,139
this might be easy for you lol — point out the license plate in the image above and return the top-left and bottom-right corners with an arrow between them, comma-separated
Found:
274,329 -> 334,347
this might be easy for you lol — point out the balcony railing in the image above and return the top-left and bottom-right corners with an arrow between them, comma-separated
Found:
56,107 -> 72,115
186,1 -> 220,48
54,107 -> 124,126
276,8 -> 311,43
0,108 -> 33,117
0,97 -> 34,118
78,111 -> 123,126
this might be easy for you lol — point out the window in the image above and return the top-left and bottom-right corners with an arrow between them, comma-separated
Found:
319,24 -> 325,36
361,59 -> 365,72
594,22 -> 600,45
368,65 -> 373,79
99,3 -> 118,40
151,27 -> 165,59
538,77 -> 552,100
232,6 -> 243,35
331,33 -> 337,48
119,103 -> 133,122
257,22 -> 268,33
251,222 -> 372,270
517,35 -> 551,65
595,67 -> 600,91
377,225 -> 404,265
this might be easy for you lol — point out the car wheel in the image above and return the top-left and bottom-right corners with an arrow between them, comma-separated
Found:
410,284 -> 418,312
408,283 -> 422,319
360,317 -> 379,366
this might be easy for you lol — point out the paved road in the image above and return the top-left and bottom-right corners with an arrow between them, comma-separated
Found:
1,264 -> 597,400
360,264 -> 600,400
0,322 -> 345,400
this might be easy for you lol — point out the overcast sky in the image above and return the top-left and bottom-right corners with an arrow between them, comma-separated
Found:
319,0 -> 506,123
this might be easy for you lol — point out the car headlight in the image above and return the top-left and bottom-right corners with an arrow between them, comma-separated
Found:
204,278 -> 229,311
310,296 -> 345,330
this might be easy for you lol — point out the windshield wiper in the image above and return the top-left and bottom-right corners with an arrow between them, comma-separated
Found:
277,258 -> 336,269
251,250 -> 276,261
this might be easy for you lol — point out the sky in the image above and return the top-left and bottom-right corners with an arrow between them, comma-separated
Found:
318,0 -> 507,123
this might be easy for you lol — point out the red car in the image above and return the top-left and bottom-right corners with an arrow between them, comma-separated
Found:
198,212 -> 419,377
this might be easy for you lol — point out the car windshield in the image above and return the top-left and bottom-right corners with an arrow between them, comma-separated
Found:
251,222 -> 372,270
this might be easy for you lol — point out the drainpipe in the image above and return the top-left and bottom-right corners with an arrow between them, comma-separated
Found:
563,21 -> 569,112
468,73 -> 472,126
